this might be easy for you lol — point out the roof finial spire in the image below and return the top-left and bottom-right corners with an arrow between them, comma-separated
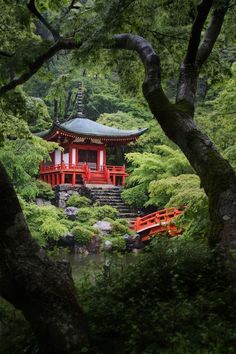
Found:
76,81 -> 85,118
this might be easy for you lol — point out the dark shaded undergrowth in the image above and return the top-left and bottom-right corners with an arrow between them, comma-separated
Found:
77,238 -> 236,354
1,238 -> 236,354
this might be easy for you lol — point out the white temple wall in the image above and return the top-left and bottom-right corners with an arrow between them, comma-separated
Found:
54,149 -> 61,165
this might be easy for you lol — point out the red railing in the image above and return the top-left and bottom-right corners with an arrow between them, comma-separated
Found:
107,165 -> 126,173
40,163 -> 84,173
82,163 -> 91,182
103,165 -> 111,183
40,162 -> 129,186
132,207 -> 184,238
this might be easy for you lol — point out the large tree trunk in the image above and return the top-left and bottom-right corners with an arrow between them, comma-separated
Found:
146,98 -> 236,253
113,26 -> 236,259
0,162 -> 89,354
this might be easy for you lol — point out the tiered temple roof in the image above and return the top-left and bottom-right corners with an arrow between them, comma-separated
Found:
38,118 -> 147,143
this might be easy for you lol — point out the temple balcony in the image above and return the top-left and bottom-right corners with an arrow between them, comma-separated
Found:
39,162 -> 128,186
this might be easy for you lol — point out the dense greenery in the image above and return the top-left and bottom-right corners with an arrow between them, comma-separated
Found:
0,0 -> 236,353
77,239 -> 236,354
2,238 -> 236,354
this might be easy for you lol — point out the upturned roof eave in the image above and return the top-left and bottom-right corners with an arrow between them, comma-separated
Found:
37,121 -> 148,141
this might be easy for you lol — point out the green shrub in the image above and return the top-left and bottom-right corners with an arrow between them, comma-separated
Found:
86,218 -> 98,226
23,203 -> 68,246
77,239 -> 232,354
103,236 -> 126,251
94,205 -> 118,220
76,207 -> 96,222
36,180 -> 54,200
71,224 -> 96,245
66,194 -> 91,208
111,219 -> 132,237
0,298 -> 38,354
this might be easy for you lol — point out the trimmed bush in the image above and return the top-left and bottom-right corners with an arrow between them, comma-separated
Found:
66,195 -> 90,208
103,236 -> 126,251
36,180 -> 54,200
71,224 -> 97,245
76,207 -> 96,222
111,219 -> 132,237
94,205 -> 118,220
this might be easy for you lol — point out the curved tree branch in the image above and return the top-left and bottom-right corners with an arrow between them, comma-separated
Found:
0,38 -> 82,97
176,0 -> 213,110
176,0 -> 230,111
197,1 -> 230,67
113,34 -> 170,113
184,0 -> 213,65
112,33 -> 236,260
27,0 -> 60,41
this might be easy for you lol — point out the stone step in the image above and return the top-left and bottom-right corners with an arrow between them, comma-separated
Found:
90,188 -> 122,192
91,188 -> 122,191
119,213 -> 138,218
90,192 -> 122,197
88,186 -> 138,220
94,198 -> 124,203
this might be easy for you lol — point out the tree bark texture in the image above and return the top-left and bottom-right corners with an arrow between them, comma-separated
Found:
113,29 -> 236,258
0,162 -> 89,354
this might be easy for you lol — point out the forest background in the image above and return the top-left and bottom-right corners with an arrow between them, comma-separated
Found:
0,0 -> 236,353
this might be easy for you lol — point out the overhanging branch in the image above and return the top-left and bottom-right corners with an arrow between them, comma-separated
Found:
0,39 -> 82,97
27,0 -> 60,41
197,0 -> 230,67
113,34 -> 169,108
176,0 -> 230,108
184,0 -> 213,64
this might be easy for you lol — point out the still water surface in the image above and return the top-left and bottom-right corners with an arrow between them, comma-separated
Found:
67,253 -> 138,282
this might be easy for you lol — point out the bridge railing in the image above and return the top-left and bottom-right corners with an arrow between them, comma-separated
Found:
133,208 -> 184,232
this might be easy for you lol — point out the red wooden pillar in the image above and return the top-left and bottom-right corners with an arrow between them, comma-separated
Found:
61,172 -> 65,184
72,173 -> 76,186
40,161 -> 43,173
47,174 -> 51,185
56,174 -> 60,185
122,175 -> 125,186
52,174 -> 55,186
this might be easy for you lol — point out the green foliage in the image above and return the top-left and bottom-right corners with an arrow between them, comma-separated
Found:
148,174 -> 208,239
110,219 -> 132,237
103,236 -> 126,252
71,224 -> 97,245
23,203 -> 68,246
0,298 -> 37,354
0,136 -> 57,200
196,63 -> 236,152
121,184 -> 148,209
122,145 -> 193,209
36,180 -> 54,200
75,204 -> 118,224
93,205 -> 119,220
66,195 -> 91,208
77,238 -> 235,354
76,207 -> 96,222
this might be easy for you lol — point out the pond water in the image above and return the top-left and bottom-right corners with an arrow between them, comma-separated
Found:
67,252 -> 138,282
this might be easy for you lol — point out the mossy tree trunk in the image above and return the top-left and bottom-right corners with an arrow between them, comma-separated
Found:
0,162 -> 89,354
113,1 -> 236,257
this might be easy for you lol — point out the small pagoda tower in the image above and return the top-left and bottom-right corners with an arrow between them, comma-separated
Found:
38,84 -> 147,187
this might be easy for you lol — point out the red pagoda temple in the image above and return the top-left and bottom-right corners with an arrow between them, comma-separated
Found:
38,86 -> 147,187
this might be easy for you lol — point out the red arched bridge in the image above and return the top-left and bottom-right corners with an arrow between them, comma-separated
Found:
131,207 -> 185,242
